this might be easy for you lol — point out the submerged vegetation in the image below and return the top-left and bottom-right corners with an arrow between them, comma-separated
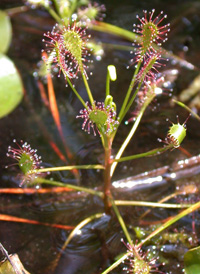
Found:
1,0 -> 200,273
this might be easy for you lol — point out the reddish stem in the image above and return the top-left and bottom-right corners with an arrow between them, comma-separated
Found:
103,138 -> 112,213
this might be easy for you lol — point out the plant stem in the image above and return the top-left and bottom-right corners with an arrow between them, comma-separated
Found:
101,252 -> 130,274
52,0 -> 59,13
34,177 -> 103,197
103,137 -> 112,213
115,200 -> 192,208
66,77 -> 88,108
30,164 -> 104,174
118,61 -> 141,124
110,198 -> 132,245
102,200 -> 200,274
81,71 -> 94,105
59,60 -> 87,109
54,212 -> 104,273
111,111 -> 143,176
68,0 -> 78,18
6,5 -> 29,16
89,21 -> 142,43
172,99 -> 200,121
123,80 -> 143,119
138,200 -> 200,247
60,212 -> 104,251
90,21 -> 193,71
111,84 -> 162,176
121,59 -> 154,123
113,144 -> 173,163
45,5 -> 62,24
106,71 -> 110,97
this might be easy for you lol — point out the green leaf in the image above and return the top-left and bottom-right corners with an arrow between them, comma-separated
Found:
0,10 -> 12,53
0,54 -> 23,118
184,246 -> 200,274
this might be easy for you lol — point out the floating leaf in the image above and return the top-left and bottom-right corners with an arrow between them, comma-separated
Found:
0,10 -> 12,53
184,246 -> 200,274
0,54 -> 23,118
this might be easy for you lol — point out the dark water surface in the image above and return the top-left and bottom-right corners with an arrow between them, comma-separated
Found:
1,0 -> 200,273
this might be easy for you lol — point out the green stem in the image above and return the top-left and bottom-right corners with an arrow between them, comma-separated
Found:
106,71 -> 110,97
52,0 -> 59,13
81,71 -> 94,105
6,5 -> 29,15
172,99 -> 200,121
59,59 -> 87,109
111,85 -> 161,176
90,21 -> 195,71
45,5 -> 62,24
55,212 -> 104,273
68,0 -> 78,18
113,144 -> 173,163
101,42 -> 134,52
60,212 -> 104,251
65,76 -> 87,109
101,252 -> 130,274
89,21 -> 141,43
110,198 -> 132,245
29,164 -> 104,174
139,200 -> 200,247
34,177 -> 103,197
115,200 -> 192,209
118,61 -> 141,124
102,200 -> 200,274
111,110 -> 143,177
122,57 -> 154,122
123,80 -> 143,119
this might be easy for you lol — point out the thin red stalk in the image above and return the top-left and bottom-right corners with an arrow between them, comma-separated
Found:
103,137 -> 112,213
0,214 -> 74,230
38,80 -> 50,108
0,187 -> 73,194
45,60 -> 74,161
23,88 -> 69,163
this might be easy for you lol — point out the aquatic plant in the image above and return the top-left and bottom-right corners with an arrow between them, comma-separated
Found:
6,139 -> 43,186
166,120 -> 187,148
4,2 -> 200,274
123,242 -> 160,274
133,9 -> 170,63
77,2 -> 106,22
43,22 -> 91,79
77,101 -> 119,136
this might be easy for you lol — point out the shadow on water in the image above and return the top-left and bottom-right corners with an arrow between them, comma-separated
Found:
1,0 -> 200,273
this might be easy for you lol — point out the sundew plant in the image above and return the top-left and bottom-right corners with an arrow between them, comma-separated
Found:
4,1 -> 200,273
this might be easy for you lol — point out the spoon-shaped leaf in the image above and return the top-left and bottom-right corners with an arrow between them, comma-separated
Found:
184,245 -> 200,274
0,54 -> 23,118
0,10 -> 12,53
